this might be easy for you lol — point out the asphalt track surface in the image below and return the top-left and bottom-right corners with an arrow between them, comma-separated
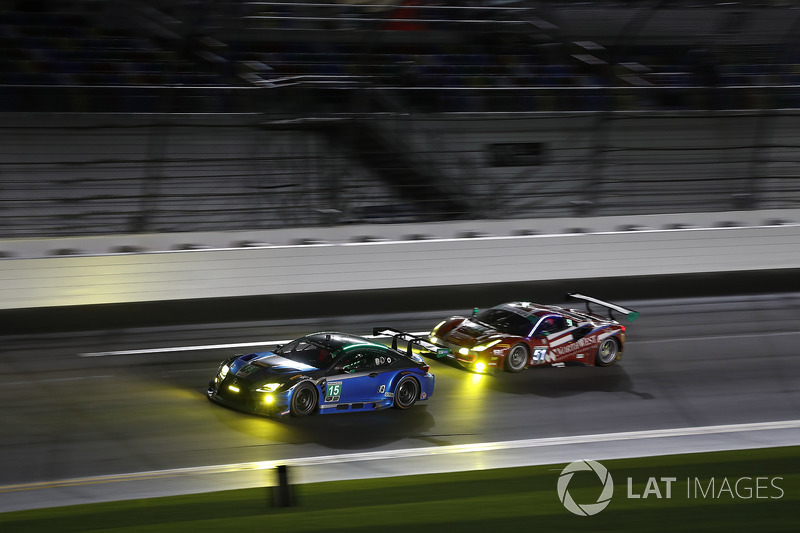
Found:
1,292 -> 799,512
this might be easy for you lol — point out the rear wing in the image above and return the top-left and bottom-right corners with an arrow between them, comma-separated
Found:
372,327 -> 451,358
566,293 -> 640,323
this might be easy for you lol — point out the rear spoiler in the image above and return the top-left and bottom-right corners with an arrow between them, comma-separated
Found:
372,327 -> 451,358
566,293 -> 640,322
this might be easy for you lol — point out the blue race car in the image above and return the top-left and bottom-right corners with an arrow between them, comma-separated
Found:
207,330 -> 435,417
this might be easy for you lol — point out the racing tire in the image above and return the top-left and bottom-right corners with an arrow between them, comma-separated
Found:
504,344 -> 529,373
290,382 -> 318,417
393,375 -> 420,410
596,338 -> 620,367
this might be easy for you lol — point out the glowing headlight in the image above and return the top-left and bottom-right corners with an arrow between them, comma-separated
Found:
458,347 -> 470,356
473,340 -> 501,352
263,394 -> 275,405
218,364 -> 230,379
474,362 -> 487,373
256,383 -> 281,393
430,336 -> 439,344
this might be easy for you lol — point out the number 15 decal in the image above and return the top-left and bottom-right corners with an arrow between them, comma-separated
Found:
325,382 -> 342,402
532,348 -> 547,362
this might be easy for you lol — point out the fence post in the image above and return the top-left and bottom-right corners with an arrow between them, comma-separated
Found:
273,464 -> 294,507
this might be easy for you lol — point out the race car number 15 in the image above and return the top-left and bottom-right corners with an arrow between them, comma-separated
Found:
325,382 -> 342,402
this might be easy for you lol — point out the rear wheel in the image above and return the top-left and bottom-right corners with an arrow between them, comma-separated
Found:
596,338 -> 620,367
505,344 -> 529,373
290,382 -> 317,417
393,376 -> 419,410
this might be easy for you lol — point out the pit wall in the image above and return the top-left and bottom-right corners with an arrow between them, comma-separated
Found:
1,209 -> 798,311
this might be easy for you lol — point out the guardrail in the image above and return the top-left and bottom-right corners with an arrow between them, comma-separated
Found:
1,210 -> 798,311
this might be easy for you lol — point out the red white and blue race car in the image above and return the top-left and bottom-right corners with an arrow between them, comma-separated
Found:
427,293 -> 639,373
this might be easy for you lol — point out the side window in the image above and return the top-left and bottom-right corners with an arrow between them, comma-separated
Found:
339,350 -> 372,373
571,325 -> 593,341
538,316 -> 569,336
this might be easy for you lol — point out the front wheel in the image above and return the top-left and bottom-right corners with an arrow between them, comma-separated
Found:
290,382 -> 318,417
596,338 -> 620,367
393,375 -> 419,410
505,344 -> 529,373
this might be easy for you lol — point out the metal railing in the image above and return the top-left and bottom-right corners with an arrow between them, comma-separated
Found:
1,107 -> 799,239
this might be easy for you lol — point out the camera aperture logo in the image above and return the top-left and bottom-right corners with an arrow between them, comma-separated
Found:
557,460 -> 614,516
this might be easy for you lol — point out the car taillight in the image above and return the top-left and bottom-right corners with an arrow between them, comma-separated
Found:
620,325 -> 626,332
420,364 -> 430,373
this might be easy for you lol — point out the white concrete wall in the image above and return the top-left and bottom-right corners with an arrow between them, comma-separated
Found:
1,213 -> 798,310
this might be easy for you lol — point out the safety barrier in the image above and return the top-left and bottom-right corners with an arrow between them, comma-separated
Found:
1,211 -> 798,311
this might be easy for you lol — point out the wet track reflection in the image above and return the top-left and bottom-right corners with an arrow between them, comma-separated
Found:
1,293 -> 799,510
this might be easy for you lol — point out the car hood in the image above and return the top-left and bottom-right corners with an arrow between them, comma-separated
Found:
229,352 -> 320,384
442,319 -> 503,346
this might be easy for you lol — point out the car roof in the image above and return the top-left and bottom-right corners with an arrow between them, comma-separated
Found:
304,332 -> 386,351
493,301 -> 559,319
493,301 -> 610,324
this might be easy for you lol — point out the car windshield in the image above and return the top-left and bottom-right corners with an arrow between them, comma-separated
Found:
476,308 -> 534,337
274,338 -> 334,369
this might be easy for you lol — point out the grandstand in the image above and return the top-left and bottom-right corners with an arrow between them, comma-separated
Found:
1,0 -> 799,240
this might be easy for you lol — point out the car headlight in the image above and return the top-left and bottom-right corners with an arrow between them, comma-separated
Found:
256,382 -> 281,393
218,364 -> 230,380
472,339 -> 501,352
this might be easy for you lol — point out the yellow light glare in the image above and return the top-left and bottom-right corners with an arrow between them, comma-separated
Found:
219,364 -> 230,379
228,385 -> 240,393
459,348 -> 470,356
264,394 -> 274,404
473,339 -> 501,352
475,362 -> 487,373
430,336 -> 439,344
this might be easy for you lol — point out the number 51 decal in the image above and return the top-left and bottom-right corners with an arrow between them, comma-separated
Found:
532,348 -> 547,362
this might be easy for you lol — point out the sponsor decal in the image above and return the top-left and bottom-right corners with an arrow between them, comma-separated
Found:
548,334 -> 598,362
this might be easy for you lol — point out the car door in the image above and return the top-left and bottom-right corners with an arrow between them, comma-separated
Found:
536,316 -> 578,363
325,348 -> 395,405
